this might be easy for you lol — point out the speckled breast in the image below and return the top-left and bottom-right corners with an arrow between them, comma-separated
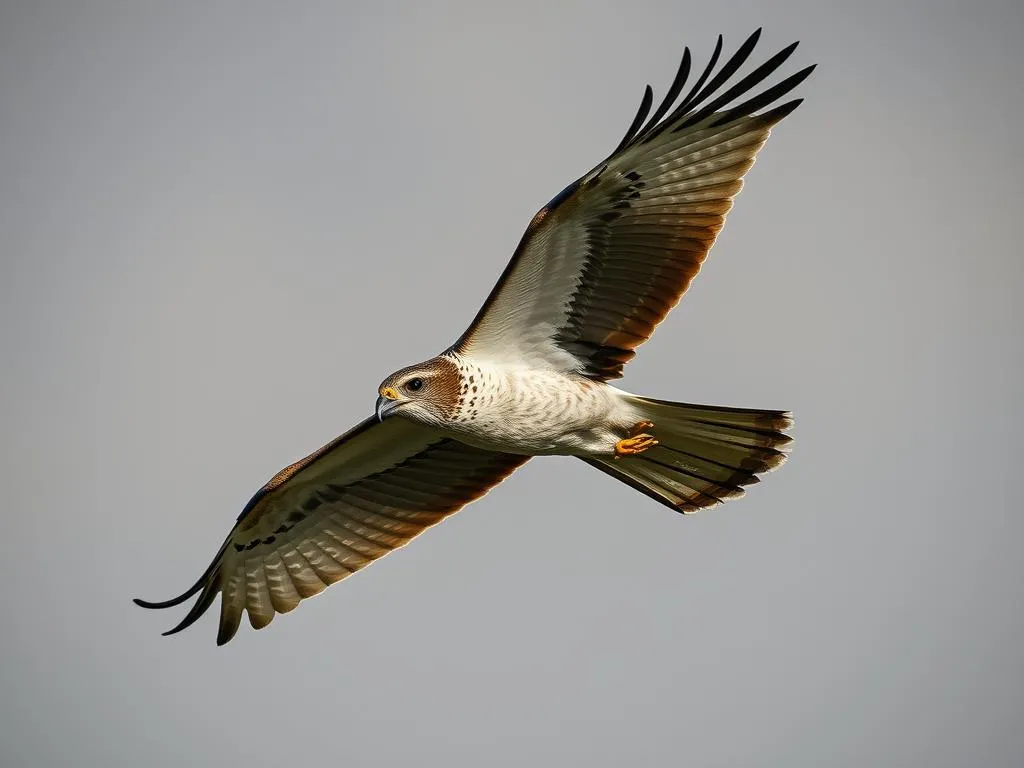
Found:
446,360 -> 616,454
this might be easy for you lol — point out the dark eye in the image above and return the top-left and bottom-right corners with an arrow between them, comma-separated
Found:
407,377 -> 423,392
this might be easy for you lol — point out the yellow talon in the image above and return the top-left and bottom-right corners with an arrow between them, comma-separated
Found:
614,421 -> 658,458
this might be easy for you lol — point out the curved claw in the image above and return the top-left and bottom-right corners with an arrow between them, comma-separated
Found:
614,432 -> 658,459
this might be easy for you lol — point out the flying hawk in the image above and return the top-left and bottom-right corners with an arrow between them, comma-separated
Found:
137,30 -> 813,645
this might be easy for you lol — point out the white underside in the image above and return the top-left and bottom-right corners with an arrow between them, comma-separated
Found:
444,357 -> 644,457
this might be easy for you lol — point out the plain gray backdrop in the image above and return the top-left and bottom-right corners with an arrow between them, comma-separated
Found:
2,2 -> 1022,766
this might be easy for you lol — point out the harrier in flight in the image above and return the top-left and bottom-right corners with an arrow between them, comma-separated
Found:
137,30 -> 813,644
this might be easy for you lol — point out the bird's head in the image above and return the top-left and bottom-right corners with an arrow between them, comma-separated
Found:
375,356 -> 461,426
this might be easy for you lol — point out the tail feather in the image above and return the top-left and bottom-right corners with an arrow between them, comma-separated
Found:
581,396 -> 792,514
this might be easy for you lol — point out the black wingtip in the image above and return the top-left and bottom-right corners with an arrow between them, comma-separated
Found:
708,61 -> 816,128
611,83 -> 654,156
158,578 -> 220,638
132,581 -> 203,610
134,555 -> 218,611
776,40 -> 801,63
136,543 -> 230,640
758,97 -> 805,125
161,614 -> 195,637
632,47 -> 692,144
611,29 -> 816,152
160,619 -> 194,638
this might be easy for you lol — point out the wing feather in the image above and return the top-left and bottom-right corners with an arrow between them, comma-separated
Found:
135,417 -> 528,644
453,31 -> 814,379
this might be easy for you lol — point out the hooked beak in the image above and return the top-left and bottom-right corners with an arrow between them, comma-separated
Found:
376,388 -> 402,421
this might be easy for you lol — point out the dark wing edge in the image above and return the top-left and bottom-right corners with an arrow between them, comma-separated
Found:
132,419 -> 381,627
609,28 -> 814,156
135,419 -> 529,645
451,29 -> 815,363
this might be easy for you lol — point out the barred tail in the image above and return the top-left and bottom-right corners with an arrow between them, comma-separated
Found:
581,396 -> 792,514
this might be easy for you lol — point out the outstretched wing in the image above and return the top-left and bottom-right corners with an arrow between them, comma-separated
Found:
135,417 -> 528,645
453,29 -> 814,380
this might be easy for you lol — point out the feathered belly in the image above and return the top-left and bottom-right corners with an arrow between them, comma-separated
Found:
447,370 -> 630,456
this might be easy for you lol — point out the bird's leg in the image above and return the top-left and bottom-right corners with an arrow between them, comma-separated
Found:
614,421 -> 658,458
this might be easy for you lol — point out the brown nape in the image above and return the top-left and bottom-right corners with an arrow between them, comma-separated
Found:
428,355 -> 463,420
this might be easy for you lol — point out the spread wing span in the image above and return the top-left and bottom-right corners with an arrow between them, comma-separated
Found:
135,417 -> 528,645
453,29 -> 814,380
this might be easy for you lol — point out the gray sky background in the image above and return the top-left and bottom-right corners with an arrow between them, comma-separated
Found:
2,2 -> 1022,766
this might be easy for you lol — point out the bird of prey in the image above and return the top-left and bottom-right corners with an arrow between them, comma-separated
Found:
137,29 -> 813,645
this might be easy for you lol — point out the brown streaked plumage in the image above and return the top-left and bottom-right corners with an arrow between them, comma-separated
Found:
137,29 -> 811,644
137,417 -> 528,645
